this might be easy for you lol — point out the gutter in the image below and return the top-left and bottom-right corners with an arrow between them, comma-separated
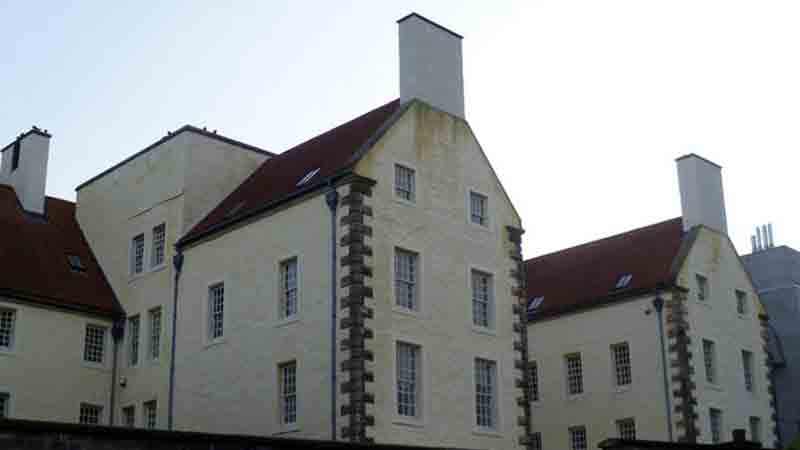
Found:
325,186 -> 339,440
168,250 -> 184,430
653,294 -> 674,442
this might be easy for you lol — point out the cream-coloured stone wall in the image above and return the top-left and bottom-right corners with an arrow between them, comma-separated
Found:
0,299 -> 113,423
677,227 -> 776,446
526,294 -> 673,450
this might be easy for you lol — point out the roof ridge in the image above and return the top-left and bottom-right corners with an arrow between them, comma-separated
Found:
526,217 -> 682,263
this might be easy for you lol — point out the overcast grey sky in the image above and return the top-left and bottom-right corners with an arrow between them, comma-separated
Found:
1,1 -> 797,257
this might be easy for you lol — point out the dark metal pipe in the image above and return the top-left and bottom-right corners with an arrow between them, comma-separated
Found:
325,188 -> 339,440
653,295 -> 674,441
109,320 -> 123,426
168,250 -> 184,430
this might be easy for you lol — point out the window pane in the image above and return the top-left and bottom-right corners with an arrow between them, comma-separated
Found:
397,342 -> 419,417
128,316 -> 140,366
612,343 -> 632,387
749,417 -> 761,443
0,393 -> 9,418
84,325 -> 106,364
566,353 -> 583,395
0,308 -> 15,349
149,308 -> 162,360
528,361 -> 539,402
475,359 -> 496,428
696,274 -> 708,301
122,406 -> 135,427
143,400 -> 157,429
531,432 -> 542,450
617,418 -> 636,440
79,403 -> 102,425
395,165 -> 415,202
280,362 -> 297,425
710,408 -> 722,443
151,224 -> 166,267
472,271 -> 492,328
736,290 -> 748,315
703,340 -> 716,384
209,284 -> 225,339
569,426 -> 587,450
470,192 -> 488,226
132,234 -> 145,274
742,350 -> 754,392
395,249 -> 417,310
281,259 -> 298,318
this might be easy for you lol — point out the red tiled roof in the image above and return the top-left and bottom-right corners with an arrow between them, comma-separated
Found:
525,217 -> 685,321
0,185 -> 119,316
180,99 -> 402,246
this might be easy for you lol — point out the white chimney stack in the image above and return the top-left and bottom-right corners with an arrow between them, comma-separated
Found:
398,13 -> 465,119
676,153 -> 728,234
0,128 -> 51,214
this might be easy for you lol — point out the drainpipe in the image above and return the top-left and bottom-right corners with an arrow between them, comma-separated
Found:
653,295 -> 674,441
168,250 -> 184,430
109,320 -> 124,426
325,187 -> 339,440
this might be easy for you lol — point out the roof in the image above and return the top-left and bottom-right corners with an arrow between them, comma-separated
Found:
75,125 -> 275,191
179,98 -> 403,247
525,217 -> 685,321
0,185 -> 120,316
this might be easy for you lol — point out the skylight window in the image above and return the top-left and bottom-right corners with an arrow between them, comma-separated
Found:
296,168 -> 320,187
528,296 -> 544,313
615,274 -> 633,289
67,254 -> 86,273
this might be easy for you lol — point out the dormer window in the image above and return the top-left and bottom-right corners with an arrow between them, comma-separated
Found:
67,254 -> 86,273
615,274 -> 633,289
296,168 -> 320,187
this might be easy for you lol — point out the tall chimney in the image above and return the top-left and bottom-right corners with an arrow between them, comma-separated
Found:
676,153 -> 728,234
398,13 -> 465,118
0,127 -> 51,214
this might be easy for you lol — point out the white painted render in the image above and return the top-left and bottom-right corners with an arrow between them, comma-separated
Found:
0,298 -> 113,424
0,132 -> 49,214
676,155 -> 728,234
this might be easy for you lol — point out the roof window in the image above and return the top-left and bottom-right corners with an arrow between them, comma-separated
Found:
67,254 -> 87,273
528,296 -> 544,313
296,168 -> 320,187
615,274 -> 633,289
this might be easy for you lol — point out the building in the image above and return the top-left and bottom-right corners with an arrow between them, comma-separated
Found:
743,233 -> 800,446
0,128 -> 122,424
72,13 -> 529,450
524,155 -> 777,450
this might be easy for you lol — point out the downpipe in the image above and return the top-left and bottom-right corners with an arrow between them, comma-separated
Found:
168,250 -> 184,430
653,295 -> 674,441
325,187 -> 339,440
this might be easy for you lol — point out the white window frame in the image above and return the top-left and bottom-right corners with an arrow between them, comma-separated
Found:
130,233 -> 145,276
393,247 -> 420,313
143,399 -> 157,429
736,290 -> 748,316
470,267 -> 495,330
611,342 -> 632,388
394,163 -> 416,203
79,402 -> 103,425
128,315 -> 140,367
83,323 -> 107,366
468,190 -> 490,228
569,425 -> 588,450
279,360 -> 298,429
742,350 -> 754,392
0,307 -> 17,353
474,357 -> 498,431
703,339 -> 717,385
616,417 -> 636,440
395,341 -> 422,420
150,223 -> 166,269
709,408 -> 723,443
565,352 -> 584,396
122,405 -> 136,428
696,273 -> 709,302
149,307 -> 162,361
279,257 -> 300,320
207,282 -> 225,343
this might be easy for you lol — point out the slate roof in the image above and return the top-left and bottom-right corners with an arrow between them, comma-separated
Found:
179,99 -> 402,247
525,217 -> 686,321
0,185 -> 120,316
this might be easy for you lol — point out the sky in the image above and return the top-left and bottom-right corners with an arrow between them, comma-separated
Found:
1,1 -> 798,258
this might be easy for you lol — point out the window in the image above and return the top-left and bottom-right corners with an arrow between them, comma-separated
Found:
617,418 -> 636,440
615,274 -> 633,289
471,270 -> 493,328
280,258 -> 298,318
396,342 -> 420,418
528,296 -> 544,314
474,358 -> 496,429
143,400 -> 157,429
612,342 -> 632,387
296,168 -> 320,187
84,324 -> 106,364
742,350 -> 754,392
149,308 -> 162,360
749,417 -> 761,443
709,408 -> 723,443
280,361 -> 297,426
131,234 -> 145,275
531,432 -> 542,450
528,361 -> 539,402
470,192 -> 488,226
11,141 -> 20,171
151,224 -> 166,268
122,406 -> 135,427
0,308 -> 16,350
79,403 -> 102,425
208,283 -> 224,340
128,315 -> 140,366
395,164 -> 415,202
736,290 -> 748,315
67,254 -> 86,273
703,339 -> 717,384
569,426 -> 587,450
394,249 -> 418,310
0,392 -> 9,418
696,274 -> 708,301
565,353 -> 584,395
